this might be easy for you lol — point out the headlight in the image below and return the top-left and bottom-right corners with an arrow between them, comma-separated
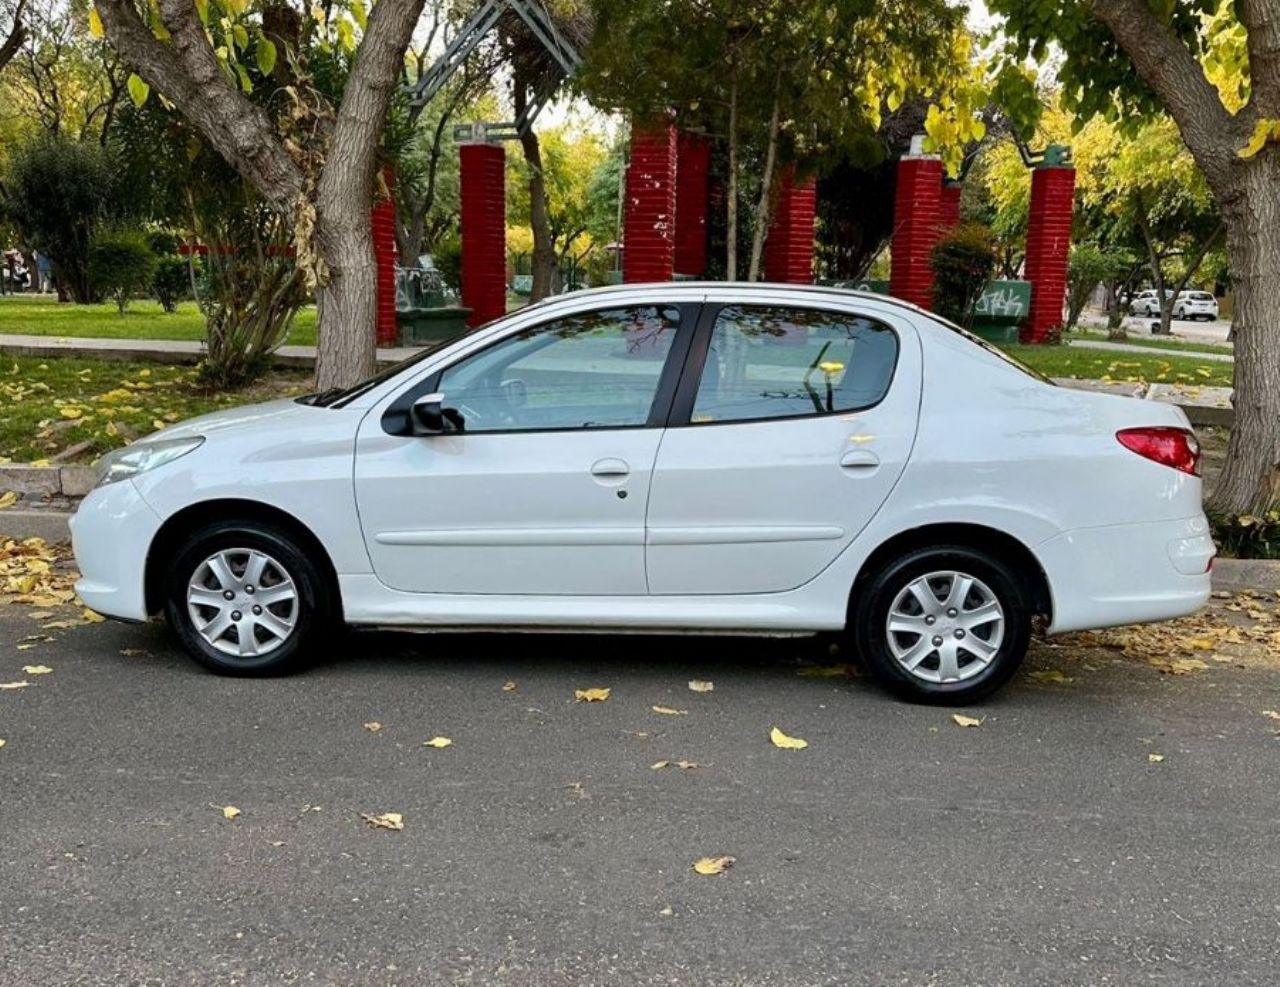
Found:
94,436 -> 205,488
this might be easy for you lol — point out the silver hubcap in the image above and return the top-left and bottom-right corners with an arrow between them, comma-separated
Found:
187,549 -> 298,658
886,570 -> 1005,684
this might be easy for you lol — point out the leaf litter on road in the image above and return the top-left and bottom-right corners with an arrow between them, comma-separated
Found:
361,812 -> 404,831
575,687 -> 610,702
770,726 -> 808,749
687,680 -> 714,693
951,714 -> 984,728
692,855 -> 735,876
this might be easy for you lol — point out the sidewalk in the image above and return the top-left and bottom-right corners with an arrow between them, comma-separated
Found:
0,333 -> 419,368
1066,338 -> 1235,363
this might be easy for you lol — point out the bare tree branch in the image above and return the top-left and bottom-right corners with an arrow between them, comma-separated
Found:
0,0 -> 26,75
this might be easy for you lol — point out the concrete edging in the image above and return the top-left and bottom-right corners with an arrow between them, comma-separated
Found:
0,464 -> 95,498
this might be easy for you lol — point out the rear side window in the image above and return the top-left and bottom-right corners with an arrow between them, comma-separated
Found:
690,305 -> 898,424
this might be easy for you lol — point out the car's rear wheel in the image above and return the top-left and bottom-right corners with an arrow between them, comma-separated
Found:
851,546 -> 1031,704
164,520 -> 335,676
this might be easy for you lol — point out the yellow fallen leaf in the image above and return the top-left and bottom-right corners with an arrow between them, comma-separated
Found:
363,721 -> 382,732
502,680 -> 517,691
362,811 -> 404,831
770,726 -> 808,750
0,492 -> 17,510
81,609 -> 106,624
1028,669 -> 1073,685
0,681 -> 29,689
1168,658 -> 1210,674
423,736 -> 452,748
1148,753 -> 1165,763
0,738 -> 5,749
22,665 -> 51,675
41,621 -> 80,630
951,714 -> 984,728
687,680 -> 714,693
151,420 -> 166,431
651,759 -> 670,770
27,611 -> 53,619
797,664 -> 855,678
651,759 -> 700,770
651,705 -> 687,716
59,407 -> 83,419
15,643 -> 37,651
221,805 -> 241,820
1262,710 -> 1280,720
29,459 -> 50,468
692,854 -> 735,876
575,687 -> 611,702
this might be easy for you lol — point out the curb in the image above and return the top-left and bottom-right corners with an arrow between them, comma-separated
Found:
2,509 -> 72,544
0,340 -> 410,370
1210,558 -> 1280,594
0,464 -> 94,498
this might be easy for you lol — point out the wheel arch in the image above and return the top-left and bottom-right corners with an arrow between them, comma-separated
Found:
849,523 -> 1053,625
144,498 -> 343,619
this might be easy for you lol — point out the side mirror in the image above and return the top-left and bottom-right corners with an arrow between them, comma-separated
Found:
411,393 -> 464,435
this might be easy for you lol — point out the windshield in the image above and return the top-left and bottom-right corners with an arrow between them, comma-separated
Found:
299,337 -> 457,408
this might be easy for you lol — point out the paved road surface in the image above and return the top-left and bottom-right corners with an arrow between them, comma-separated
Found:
2,605 -> 1279,986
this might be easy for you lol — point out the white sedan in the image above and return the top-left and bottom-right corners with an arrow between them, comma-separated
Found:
1173,291 -> 1219,321
71,283 -> 1213,703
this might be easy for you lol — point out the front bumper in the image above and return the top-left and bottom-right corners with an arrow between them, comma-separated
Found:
70,479 -> 163,621
1038,514 -> 1214,634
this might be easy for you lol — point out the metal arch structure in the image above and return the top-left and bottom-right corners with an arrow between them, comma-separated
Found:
405,0 -> 582,143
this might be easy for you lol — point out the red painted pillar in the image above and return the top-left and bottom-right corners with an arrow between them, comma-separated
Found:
674,132 -> 711,277
459,142 -> 507,327
1021,163 -> 1076,343
764,167 -> 817,283
372,169 -> 399,347
889,142 -> 944,309
939,181 -> 962,231
623,121 -> 677,283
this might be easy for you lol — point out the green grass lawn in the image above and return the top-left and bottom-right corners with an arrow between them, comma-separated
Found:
0,294 -> 318,346
1000,343 -> 1234,388
1064,328 -> 1233,357
0,356 -> 312,465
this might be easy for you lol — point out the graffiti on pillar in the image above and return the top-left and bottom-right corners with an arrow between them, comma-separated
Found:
972,281 -> 1031,324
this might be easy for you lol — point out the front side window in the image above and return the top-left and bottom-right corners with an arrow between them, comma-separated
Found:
438,306 -> 679,432
691,305 -> 898,424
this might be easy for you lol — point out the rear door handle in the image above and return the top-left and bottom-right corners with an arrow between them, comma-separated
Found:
840,449 -> 880,469
591,458 -> 631,477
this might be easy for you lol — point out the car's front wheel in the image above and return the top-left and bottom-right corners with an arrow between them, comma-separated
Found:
164,520 -> 335,676
851,546 -> 1032,704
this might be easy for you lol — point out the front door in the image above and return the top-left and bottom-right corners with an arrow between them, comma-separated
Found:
355,304 -> 689,596
645,301 -> 920,595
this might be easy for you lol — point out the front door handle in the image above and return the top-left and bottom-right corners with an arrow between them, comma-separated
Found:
591,458 -> 631,478
840,449 -> 880,469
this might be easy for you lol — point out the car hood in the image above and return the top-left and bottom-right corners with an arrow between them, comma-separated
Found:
145,398 -> 351,443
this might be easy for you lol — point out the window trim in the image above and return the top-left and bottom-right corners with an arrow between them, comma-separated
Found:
380,302 -> 700,437
666,301 -> 901,429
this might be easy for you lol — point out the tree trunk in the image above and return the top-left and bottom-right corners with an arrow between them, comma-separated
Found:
726,69 -> 739,281
747,79 -> 782,282
520,125 -> 556,302
313,204 -> 378,390
1210,158 -> 1280,513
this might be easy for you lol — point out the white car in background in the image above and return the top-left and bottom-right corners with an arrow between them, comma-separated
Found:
70,283 -> 1213,704
1129,289 -> 1172,317
1173,290 -> 1219,321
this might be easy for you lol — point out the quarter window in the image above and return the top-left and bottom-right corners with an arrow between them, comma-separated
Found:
438,306 -> 679,432
691,305 -> 898,424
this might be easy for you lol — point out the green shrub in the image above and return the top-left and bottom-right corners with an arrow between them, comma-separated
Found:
1,135 -> 125,303
152,255 -> 189,313
931,224 -> 996,328
1208,509 -> 1280,560
88,230 -> 157,315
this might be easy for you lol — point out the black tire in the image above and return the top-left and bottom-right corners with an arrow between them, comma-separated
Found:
163,519 -> 336,676
851,545 -> 1031,704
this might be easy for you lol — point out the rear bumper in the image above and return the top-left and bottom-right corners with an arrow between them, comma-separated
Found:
70,479 -> 162,622
1039,514 -> 1213,634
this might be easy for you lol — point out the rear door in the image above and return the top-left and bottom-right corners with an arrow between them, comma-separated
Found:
645,298 -> 921,595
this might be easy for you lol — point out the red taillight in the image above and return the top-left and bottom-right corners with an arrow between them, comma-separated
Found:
1116,427 -> 1201,476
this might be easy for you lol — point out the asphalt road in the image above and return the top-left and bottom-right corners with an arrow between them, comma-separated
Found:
2,605 -> 1279,986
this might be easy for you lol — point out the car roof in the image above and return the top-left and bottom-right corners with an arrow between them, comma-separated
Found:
526,280 -> 935,319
